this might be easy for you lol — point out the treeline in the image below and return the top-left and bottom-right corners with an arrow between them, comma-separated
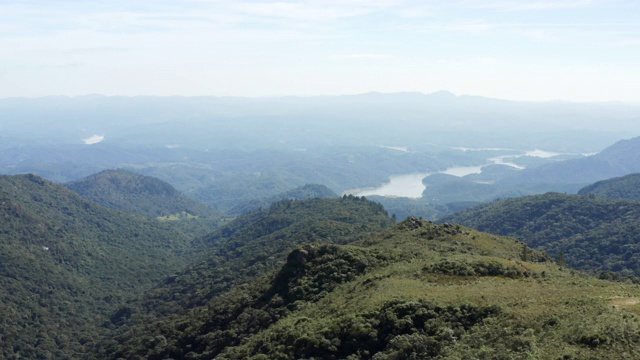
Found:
442,192 -> 640,276
0,174 -> 201,359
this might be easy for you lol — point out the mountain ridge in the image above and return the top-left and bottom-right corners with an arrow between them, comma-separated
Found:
96,217 -> 640,359
497,136 -> 640,190
65,168 -> 217,219
578,173 -> 640,200
441,192 -> 640,276
0,174 -> 203,358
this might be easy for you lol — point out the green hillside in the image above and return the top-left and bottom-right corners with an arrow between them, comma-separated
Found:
94,196 -> 395,349
7,174 -> 640,359
65,168 -> 218,219
442,192 -> 640,276
578,173 -> 640,200
228,183 -> 337,215
97,218 -> 640,359
0,174 -> 197,359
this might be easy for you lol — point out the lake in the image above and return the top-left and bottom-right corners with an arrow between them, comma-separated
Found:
350,172 -> 432,198
345,165 -> 484,199
345,147 -> 565,198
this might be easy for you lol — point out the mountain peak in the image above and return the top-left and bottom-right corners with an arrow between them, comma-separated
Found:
65,169 -> 216,218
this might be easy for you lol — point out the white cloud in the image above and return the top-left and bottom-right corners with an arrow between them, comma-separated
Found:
83,135 -> 105,145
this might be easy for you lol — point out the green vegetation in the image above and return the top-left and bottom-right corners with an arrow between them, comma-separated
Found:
228,183 -> 337,215
442,192 -> 640,276
369,195 -> 485,222
96,217 -> 640,359
425,258 -> 529,278
0,174 -> 203,359
66,168 -> 218,219
156,211 -> 199,221
94,195 -> 395,353
6,171 -> 640,359
188,168 -> 306,214
182,195 -> 395,307
133,147 -> 475,215
578,173 -> 640,200
66,168 -> 225,242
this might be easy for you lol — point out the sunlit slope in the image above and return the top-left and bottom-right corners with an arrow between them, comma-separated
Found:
578,173 -> 640,200
99,218 -> 640,359
442,192 -> 640,276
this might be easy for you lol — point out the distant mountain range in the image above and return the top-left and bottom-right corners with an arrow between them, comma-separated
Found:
496,136 -> 640,192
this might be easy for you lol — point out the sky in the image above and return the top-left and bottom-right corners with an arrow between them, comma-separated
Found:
1,0 -> 639,101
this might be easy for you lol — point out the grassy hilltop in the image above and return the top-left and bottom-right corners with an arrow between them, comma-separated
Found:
98,217 -> 640,359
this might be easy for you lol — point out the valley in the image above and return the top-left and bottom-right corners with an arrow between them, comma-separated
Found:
344,148 -> 570,199
2,93 -> 631,216
2,94 -> 640,359
5,1 -> 640,358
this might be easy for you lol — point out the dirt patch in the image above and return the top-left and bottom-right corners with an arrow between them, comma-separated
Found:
609,297 -> 640,309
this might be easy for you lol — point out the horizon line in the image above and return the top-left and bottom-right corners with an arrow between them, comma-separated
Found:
0,91 -> 638,105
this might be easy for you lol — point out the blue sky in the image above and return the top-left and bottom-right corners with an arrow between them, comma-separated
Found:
1,0 -> 639,101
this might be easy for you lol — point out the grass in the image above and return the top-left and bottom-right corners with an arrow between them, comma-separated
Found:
156,211 -> 199,221
219,221 -> 640,359
276,261 -> 640,358
103,218 -> 640,359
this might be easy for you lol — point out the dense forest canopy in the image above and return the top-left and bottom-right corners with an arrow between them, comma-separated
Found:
0,174 -> 204,358
578,173 -> 640,200
441,192 -> 640,277
96,218 -> 640,359
65,168 -> 218,218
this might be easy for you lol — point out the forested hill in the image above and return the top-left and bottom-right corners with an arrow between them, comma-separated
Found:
96,218 -> 640,359
578,173 -> 640,200
441,192 -> 640,276
4,174 -> 640,359
227,183 -> 337,215
0,174 -> 197,359
97,196 -> 395,341
65,168 -> 217,219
